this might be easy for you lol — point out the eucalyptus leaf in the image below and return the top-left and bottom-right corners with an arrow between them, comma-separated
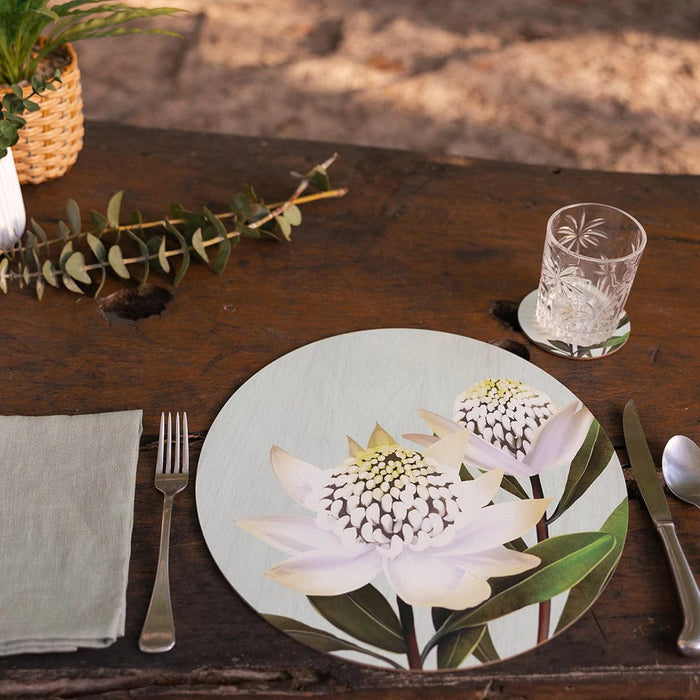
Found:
126,230 -> 150,290
158,235 -> 170,274
232,192 -> 252,217
61,273 -> 84,295
107,191 -> 123,229
86,233 -> 106,263
30,219 -> 47,242
309,165 -> 330,191
308,584 -> 406,653
108,245 -> 130,280
164,220 -> 190,286
42,260 -> 59,288
191,228 -> 209,263
204,208 -> 232,274
434,532 -> 616,641
90,210 -> 108,235
57,220 -> 70,243
263,614 -> 402,669
211,234 -> 232,275
65,251 -> 92,284
58,241 -> 73,271
35,274 -> 45,300
0,258 -> 8,293
283,204 -> 302,226
554,498 -> 628,633
275,214 -> 292,240
24,231 -> 38,255
66,199 -> 81,236
547,421 -> 614,525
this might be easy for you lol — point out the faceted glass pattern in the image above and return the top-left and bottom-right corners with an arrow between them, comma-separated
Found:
535,203 -> 646,346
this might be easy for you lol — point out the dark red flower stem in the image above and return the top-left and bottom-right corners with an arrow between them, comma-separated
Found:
397,597 -> 422,670
530,473 -> 550,644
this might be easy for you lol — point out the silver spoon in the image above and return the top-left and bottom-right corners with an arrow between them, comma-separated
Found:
662,435 -> 700,509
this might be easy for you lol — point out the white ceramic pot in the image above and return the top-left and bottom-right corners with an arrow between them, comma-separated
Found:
0,149 -> 26,249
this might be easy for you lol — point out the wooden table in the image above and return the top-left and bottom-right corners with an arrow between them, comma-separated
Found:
1,123 -> 698,698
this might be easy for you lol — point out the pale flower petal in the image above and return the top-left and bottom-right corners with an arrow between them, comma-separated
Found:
347,435 -> 364,458
401,432 -> 438,448
458,468 -> 504,511
448,498 -> 551,554
524,401 -> 593,473
270,445 -> 325,506
383,549 -> 491,609
416,408 -> 461,438
367,422 -> 398,448
236,515 -> 339,555
423,429 -> 470,471
464,431 -> 538,477
441,545 -> 540,578
266,546 -> 382,596
433,572 -> 493,610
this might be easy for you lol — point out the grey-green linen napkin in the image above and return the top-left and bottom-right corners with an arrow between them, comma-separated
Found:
0,410 -> 142,655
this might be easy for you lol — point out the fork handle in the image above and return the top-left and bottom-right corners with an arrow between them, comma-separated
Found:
139,494 -> 176,653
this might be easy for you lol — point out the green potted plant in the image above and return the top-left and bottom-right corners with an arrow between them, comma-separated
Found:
0,0 -> 184,184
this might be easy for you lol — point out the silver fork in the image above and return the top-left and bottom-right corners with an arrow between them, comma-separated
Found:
139,412 -> 189,653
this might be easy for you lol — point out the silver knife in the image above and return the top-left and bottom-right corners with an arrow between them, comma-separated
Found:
623,400 -> 700,656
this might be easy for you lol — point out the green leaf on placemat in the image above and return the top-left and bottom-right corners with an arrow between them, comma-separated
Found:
307,584 -> 406,653
263,613 -> 402,669
547,420 -> 614,525
430,607 -> 485,669
554,498 -> 628,633
473,624 -> 500,664
501,473 -> 530,500
430,532 -> 616,648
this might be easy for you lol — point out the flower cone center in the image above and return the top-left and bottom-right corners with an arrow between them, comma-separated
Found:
455,378 -> 555,460
317,444 -> 464,555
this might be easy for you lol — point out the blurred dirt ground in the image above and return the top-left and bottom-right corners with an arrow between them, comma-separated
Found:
76,0 -> 700,174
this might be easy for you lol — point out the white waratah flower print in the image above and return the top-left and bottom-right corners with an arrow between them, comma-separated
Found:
237,425 -> 549,610
407,378 -> 593,479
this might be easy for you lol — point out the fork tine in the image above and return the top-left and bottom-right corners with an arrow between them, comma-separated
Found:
156,412 -> 165,474
166,412 -> 173,474
175,412 -> 181,474
182,412 -> 189,474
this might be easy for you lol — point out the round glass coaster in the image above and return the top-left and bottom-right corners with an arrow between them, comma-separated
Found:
518,290 -> 631,360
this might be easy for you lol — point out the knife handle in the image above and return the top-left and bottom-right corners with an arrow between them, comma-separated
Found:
657,522 -> 700,656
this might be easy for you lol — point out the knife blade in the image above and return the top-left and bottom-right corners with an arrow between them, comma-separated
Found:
623,400 -> 673,524
623,399 -> 700,657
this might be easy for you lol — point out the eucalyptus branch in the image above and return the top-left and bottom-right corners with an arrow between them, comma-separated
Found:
0,155 -> 348,299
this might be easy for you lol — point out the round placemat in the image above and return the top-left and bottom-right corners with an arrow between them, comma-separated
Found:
196,328 -> 627,670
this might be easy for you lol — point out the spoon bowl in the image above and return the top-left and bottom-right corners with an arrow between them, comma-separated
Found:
662,435 -> 700,509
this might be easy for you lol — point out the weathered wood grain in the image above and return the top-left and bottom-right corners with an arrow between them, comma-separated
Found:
0,122 -> 698,697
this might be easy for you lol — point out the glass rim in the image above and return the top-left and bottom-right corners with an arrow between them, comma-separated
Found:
546,202 -> 647,264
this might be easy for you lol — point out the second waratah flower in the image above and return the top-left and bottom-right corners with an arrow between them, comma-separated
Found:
237,424 -> 549,610
407,378 -> 594,478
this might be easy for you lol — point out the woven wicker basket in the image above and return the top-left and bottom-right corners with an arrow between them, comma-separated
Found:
1,43 -> 84,185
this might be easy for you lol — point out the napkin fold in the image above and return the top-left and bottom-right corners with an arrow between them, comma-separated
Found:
0,410 -> 142,655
